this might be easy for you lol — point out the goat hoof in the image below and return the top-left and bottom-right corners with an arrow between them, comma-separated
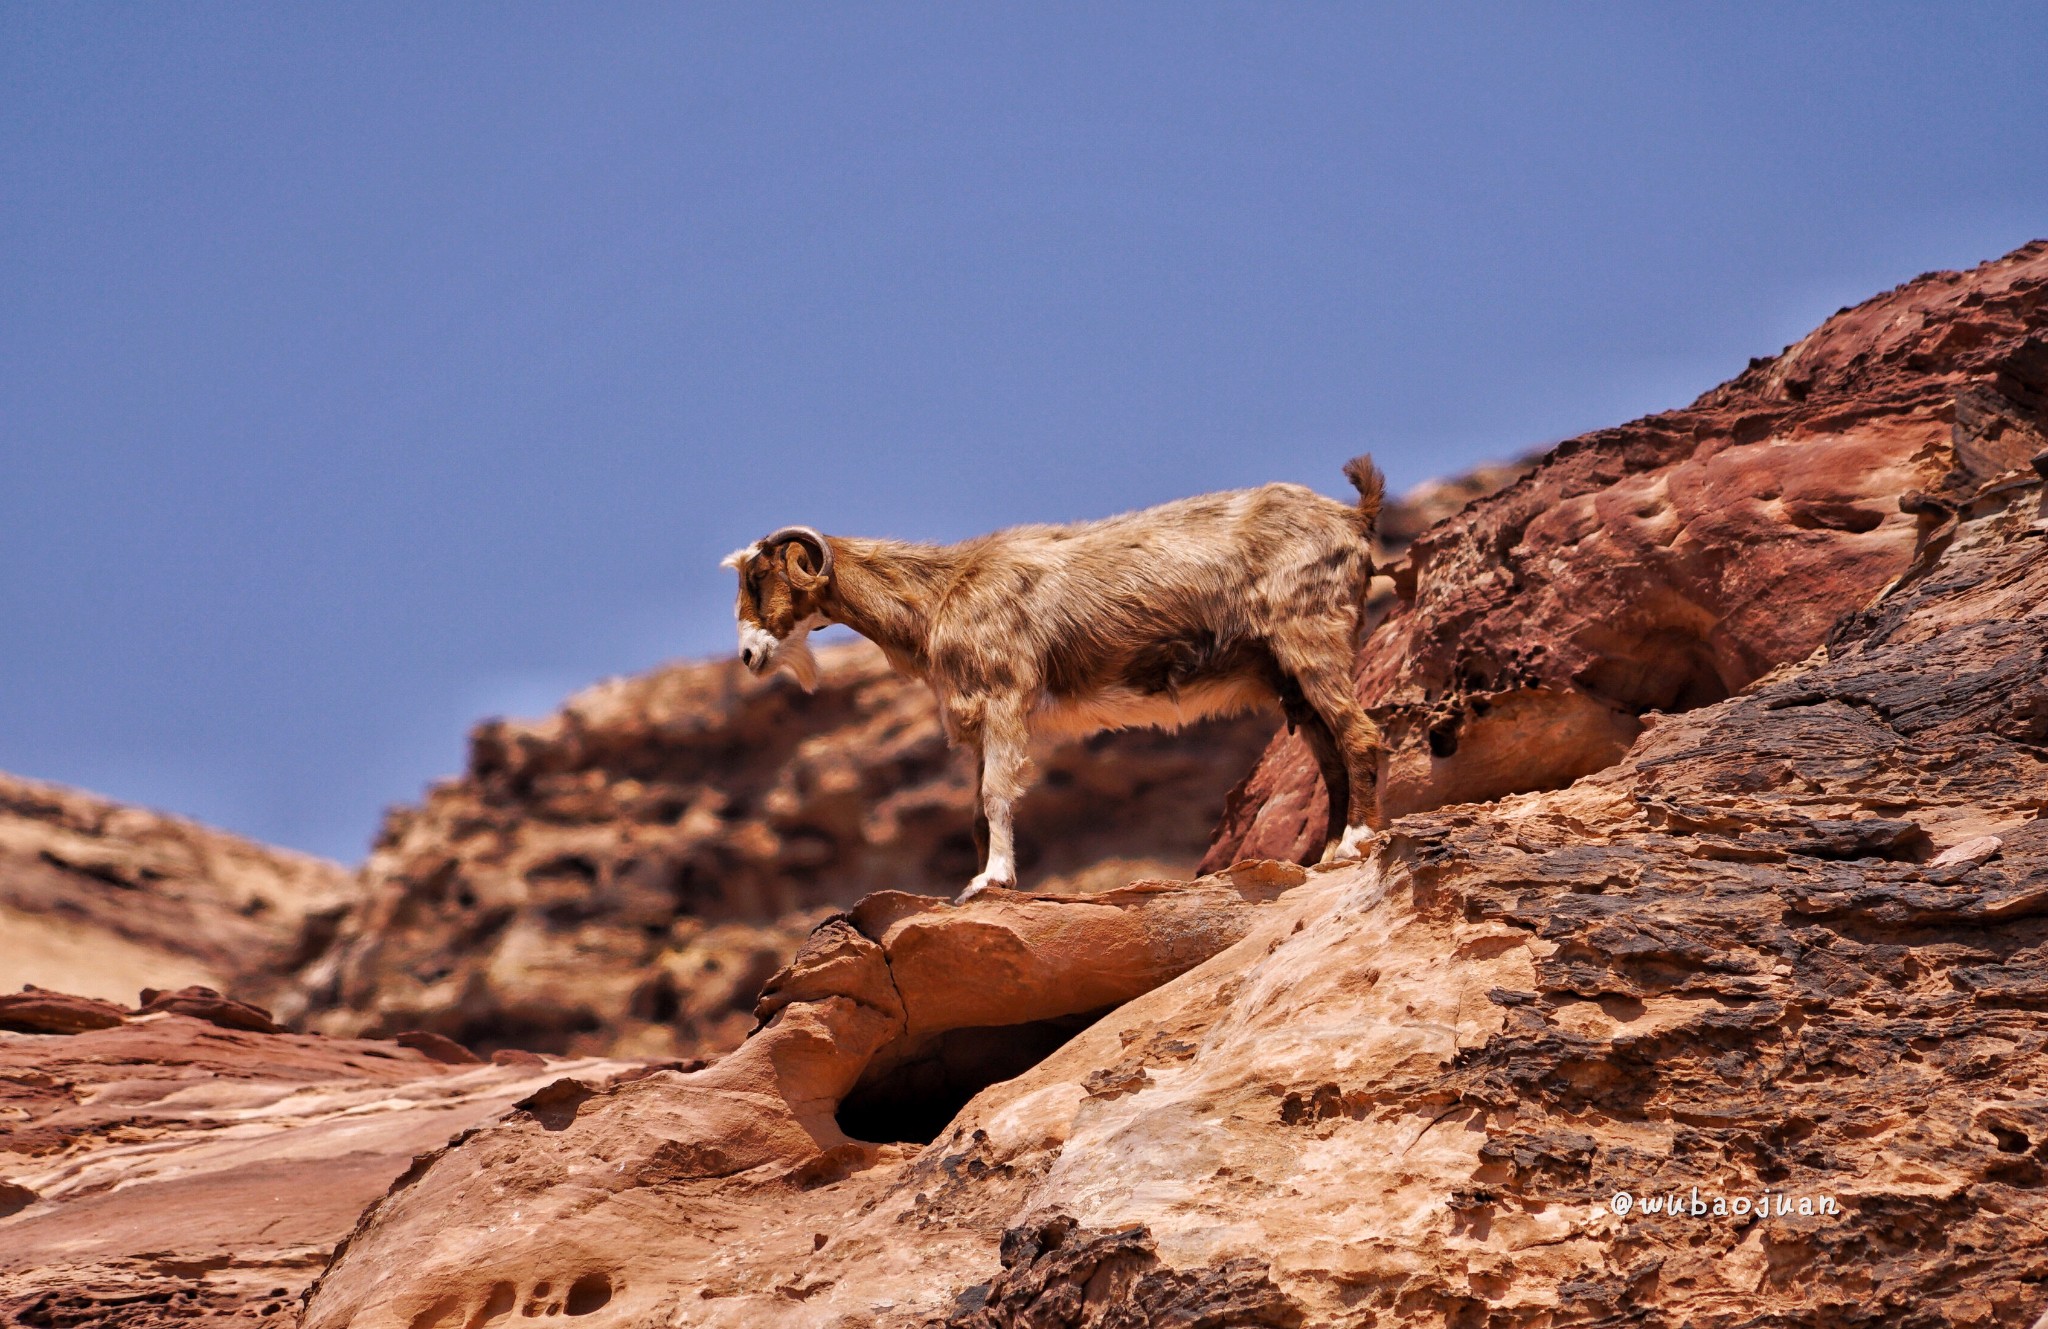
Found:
956,873 -> 1013,904
1332,825 -> 1378,860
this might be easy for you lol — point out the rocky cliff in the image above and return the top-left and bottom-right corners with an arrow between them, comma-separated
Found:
5,240 -> 2046,1328
1209,240 -> 2048,868
290,238 -> 2048,1327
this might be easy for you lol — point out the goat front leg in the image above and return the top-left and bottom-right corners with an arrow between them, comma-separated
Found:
957,696 -> 1030,903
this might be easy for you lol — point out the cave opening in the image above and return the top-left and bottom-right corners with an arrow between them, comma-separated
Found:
835,1009 -> 1111,1145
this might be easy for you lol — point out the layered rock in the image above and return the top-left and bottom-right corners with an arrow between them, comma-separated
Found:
0,772 -> 356,1011
278,239 -> 2048,1328
0,995 -> 644,1324
1208,239 -> 2048,866
302,359 -> 2048,1327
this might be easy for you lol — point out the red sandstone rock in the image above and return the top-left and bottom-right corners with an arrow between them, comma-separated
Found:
298,239 -> 2048,1329
393,1030 -> 484,1064
14,243 -> 2048,1328
0,1005 -> 644,1324
307,355 -> 2048,1328
1206,239 -> 2048,868
135,984 -> 285,1033
297,869 -> 1295,1327
0,985 -> 127,1034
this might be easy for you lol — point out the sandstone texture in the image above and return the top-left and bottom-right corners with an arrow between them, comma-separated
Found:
295,240 -> 2048,1328
0,997 -> 644,1325
1209,239 -> 2048,867
298,864 -> 1305,1328
0,773 -> 357,1012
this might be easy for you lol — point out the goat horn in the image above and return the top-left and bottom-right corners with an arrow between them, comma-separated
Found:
761,525 -> 833,583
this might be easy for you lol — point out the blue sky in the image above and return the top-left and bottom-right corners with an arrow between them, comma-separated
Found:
3,5 -> 2044,861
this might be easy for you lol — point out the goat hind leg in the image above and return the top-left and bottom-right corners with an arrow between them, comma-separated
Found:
1280,686 -> 1350,866
1281,656 -> 1384,861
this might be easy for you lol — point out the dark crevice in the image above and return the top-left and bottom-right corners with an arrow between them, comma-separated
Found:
836,1009 -> 1112,1145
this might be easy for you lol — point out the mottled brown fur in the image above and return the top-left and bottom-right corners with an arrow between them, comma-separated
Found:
727,458 -> 1387,898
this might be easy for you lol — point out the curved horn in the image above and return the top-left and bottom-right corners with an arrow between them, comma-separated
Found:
761,525 -> 833,584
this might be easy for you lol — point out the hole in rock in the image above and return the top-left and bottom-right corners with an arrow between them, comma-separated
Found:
478,1281 -> 516,1321
1571,629 -> 1732,716
836,1009 -> 1111,1145
564,1273 -> 613,1315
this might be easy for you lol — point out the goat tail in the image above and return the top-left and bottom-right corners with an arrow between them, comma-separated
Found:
1342,454 -> 1385,535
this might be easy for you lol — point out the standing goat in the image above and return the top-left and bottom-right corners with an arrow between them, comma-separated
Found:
723,457 -> 1387,901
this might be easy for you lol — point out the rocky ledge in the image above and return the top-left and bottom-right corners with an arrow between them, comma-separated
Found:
6,243 -> 2045,1327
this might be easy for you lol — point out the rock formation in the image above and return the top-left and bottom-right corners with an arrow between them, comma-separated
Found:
293,239 -> 2048,1327
8,241 -> 2047,1327
0,993 -> 645,1324
0,772 -> 357,1012
1210,240 -> 2048,866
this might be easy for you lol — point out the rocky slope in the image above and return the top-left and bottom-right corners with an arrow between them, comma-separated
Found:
299,459 -> 2048,1329
293,239 -> 2048,1328
1209,241 -> 2048,866
0,773 -> 356,1012
6,241 -> 2044,1328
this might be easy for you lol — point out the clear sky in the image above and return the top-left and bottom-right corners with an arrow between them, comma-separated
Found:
4,5 -> 2044,862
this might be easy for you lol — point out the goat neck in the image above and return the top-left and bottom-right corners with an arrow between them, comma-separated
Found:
817,537 -> 961,678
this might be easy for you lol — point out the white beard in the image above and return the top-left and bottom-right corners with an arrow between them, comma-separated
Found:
767,614 -> 826,691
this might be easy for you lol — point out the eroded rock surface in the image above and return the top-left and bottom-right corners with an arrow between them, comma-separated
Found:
1209,239 -> 2048,866
0,773 -> 356,1011
297,867 -> 1300,1328
0,1003 -> 641,1325
302,241 -> 2048,1328
325,394 -> 2048,1328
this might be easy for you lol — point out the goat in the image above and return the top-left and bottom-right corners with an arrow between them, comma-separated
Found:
723,457 -> 1387,902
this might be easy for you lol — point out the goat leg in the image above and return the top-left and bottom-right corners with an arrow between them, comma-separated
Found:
957,697 -> 1030,902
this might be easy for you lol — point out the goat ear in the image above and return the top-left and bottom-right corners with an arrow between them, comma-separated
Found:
782,541 -> 825,590
720,543 -> 759,571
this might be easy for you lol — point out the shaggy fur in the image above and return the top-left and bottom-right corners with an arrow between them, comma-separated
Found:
726,458 -> 1387,900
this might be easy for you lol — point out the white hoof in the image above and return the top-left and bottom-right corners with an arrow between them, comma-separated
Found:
1332,824 -> 1377,861
955,871 -> 1013,904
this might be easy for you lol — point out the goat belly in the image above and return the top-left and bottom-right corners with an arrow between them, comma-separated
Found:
1122,630 -> 1272,695
1032,678 -> 1274,738
1034,631 -> 1277,737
